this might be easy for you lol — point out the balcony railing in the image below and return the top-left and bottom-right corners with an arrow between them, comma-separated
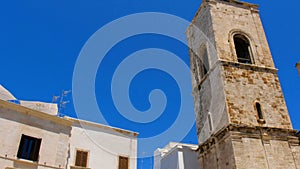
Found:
238,57 -> 252,64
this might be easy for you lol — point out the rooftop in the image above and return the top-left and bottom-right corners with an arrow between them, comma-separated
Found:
0,84 -> 138,137
65,117 -> 139,137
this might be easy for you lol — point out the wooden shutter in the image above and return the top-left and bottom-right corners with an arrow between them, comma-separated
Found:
119,156 -> 129,169
17,135 -> 26,158
75,150 -> 88,167
31,138 -> 41,161
81,151 -> 88,167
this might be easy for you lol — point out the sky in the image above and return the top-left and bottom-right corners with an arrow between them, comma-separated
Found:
1,1 -> 300,169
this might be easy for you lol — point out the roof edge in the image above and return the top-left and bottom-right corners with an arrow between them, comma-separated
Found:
187,0 -> 259,33
65,117 -> 139,137
0,99 -> 72,126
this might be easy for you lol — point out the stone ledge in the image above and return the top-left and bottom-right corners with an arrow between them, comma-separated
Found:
70,166 -> 91,169
220,60 -> 278,74
0,155 -> 63,169
296,131 -> 300,141
0,99 -> 72,127
209,0 -> 259,10
198,124 -> 299,156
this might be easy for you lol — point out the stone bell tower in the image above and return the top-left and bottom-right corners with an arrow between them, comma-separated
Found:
187,0 -> 300,168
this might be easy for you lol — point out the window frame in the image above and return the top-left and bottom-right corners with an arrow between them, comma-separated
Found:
75,149 -> 89,168
17,134 -> 42,162
254,101 -> 266,124
233,34 -> 253,64
229,30 -> 256,64
118,155 -> 129,169
198,44 -> 210,78
208,112 -> 214,132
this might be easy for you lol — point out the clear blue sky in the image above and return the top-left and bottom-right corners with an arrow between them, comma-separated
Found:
1,1 -> 299,169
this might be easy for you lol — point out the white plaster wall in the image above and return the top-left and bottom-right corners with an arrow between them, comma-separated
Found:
160,149 -> 179,169
157,144 -> 199,169
182,147 -> 199,169
68,123 -> 137,169
0,106 -> 71,169
154,149 -> 163,169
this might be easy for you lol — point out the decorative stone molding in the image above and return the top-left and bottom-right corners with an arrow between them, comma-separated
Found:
0,155 -> 63,169
198,124 -> 300,156
208,0 -> 259,10
220,60 -> 278,74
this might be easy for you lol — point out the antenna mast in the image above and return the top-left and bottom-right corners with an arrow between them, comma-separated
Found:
52,90 -> 71,117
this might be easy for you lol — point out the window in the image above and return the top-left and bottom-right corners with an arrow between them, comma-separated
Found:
256,102 -> 263,120
190,45 -> 210,84
197,45 -> 210,79
75,150 -> 88,167
200,45 -> 210,77
208,113 -> 213,132
190,48 -> 200,84
17,134 -> 42,162
255,102 -> 266,124
118,156 -> 129,169
234,34 -> 252,64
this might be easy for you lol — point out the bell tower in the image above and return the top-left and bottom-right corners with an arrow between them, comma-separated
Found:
187,0 -> 300,168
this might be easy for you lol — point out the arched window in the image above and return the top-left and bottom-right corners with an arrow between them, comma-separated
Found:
234,34 -> 252,64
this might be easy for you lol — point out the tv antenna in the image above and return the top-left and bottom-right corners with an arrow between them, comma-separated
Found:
52,90 -> 71,117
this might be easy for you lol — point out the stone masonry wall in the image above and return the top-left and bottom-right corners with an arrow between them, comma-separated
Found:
188,1 -> 300,169
232,136 -> 269,169
264,140 -> 297,168
209,0 -> 275,68
291,144 -> 300,168
230,127 -> 299,169
232,137 -> 298,169
199,133 -> 236,169
198,125 -> 300,169
197,65 -> 229,144
222,63 -> 292,129
187,0 -> 229,144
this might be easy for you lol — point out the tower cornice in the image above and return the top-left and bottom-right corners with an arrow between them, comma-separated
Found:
198,124 -> 299,156
208,0 -> 259,10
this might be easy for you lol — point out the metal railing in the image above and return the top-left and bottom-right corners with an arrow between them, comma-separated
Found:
237,57 -> 252,64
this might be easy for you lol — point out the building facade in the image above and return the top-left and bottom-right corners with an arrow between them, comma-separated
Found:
67,117 -> 138,169
154,142 -> 198,169
187,0 -> 300,168
0,94 -> 138,169
0,99 -> 71,169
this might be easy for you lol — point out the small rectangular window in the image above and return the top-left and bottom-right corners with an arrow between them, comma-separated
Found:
118,156 -> 129,169
17,134 -> 42,162
75,150 -> 88,167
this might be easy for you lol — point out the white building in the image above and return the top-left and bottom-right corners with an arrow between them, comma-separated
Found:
0,85 -> 138,169
154,142 -> 199,169
66,117 -> 138,169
